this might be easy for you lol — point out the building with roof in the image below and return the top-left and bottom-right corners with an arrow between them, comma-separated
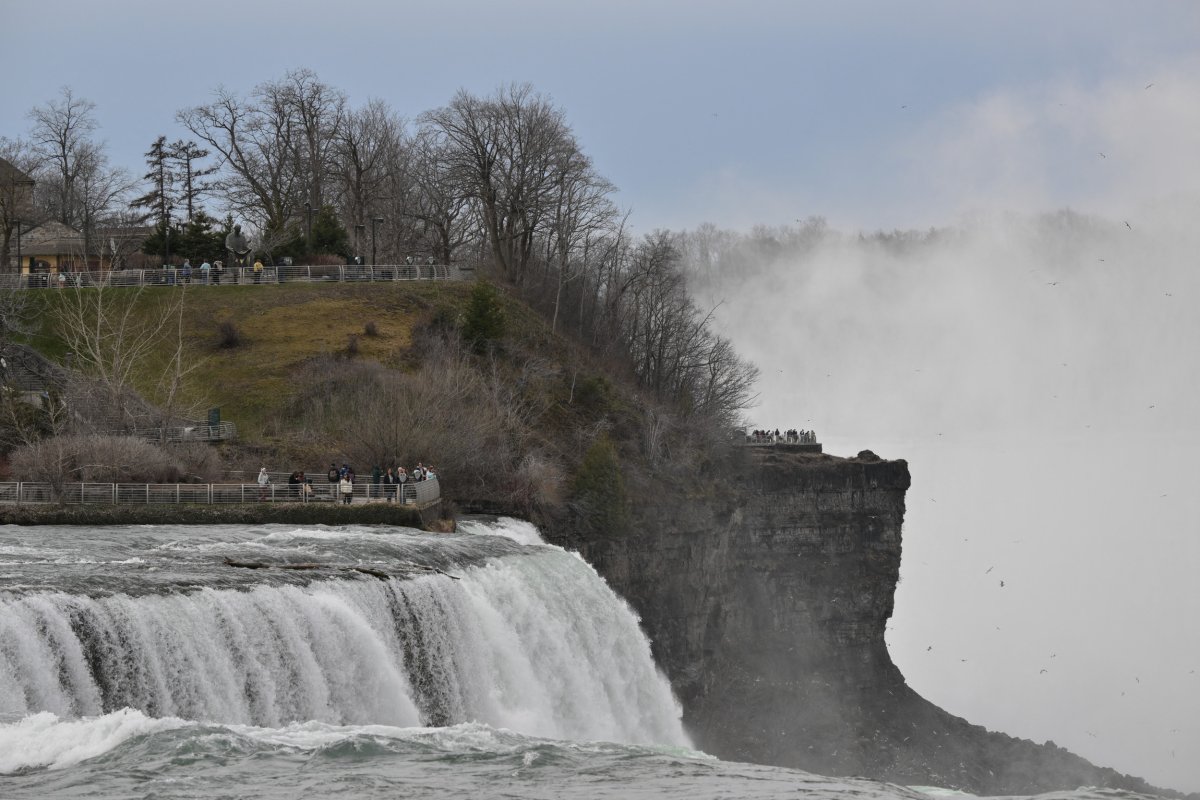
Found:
1,156 -> 37,273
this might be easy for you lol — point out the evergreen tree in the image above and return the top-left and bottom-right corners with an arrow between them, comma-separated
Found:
175,210 -> 228,261
461,280 -> 506,353
129,135 -> 172,226
168,139 -> 215,221
310,206 -> 349,257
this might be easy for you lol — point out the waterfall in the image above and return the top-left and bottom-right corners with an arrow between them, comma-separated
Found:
0,549 -> 687,748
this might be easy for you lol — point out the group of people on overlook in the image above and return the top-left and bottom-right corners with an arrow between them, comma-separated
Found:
253,462 -> 438,504
747,428 -> 817,444
175,258 -> 264,284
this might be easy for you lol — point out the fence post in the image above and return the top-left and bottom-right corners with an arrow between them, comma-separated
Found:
208,484 -> 212,504
112,483 -> 116,504
16,481 -> 20,505
145,484 -> 150,504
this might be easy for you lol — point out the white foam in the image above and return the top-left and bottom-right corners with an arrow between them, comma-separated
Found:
223,719 -> 506,752
0,709 -> 189,773
458,517 -> 545,546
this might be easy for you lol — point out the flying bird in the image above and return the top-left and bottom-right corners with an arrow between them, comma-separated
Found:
1039,669 -> 1047,674
1000,580 -> 1005,588
1098,152 -> 1107,159
985,566 -> 994,574
1124,221 -> 1132,229
1145,83 -> 1154,89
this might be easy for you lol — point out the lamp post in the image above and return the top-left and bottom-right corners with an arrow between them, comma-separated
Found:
14,219 -> 21,276
370,217 -> 383,267
354,223 -> 364,264
163,207 -> 173,268
304,201 -> 313,258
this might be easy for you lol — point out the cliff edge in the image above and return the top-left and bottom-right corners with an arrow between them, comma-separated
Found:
547,448 -> 1177,797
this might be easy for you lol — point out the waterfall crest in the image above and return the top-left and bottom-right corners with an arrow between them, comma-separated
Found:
0,545 -> 687,748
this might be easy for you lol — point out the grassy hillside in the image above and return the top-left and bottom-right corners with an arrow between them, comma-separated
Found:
14,280 -> 660,514
23,282 -> 487,437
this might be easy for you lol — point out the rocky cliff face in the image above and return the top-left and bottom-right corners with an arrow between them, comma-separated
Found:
547,448 -> 1173,797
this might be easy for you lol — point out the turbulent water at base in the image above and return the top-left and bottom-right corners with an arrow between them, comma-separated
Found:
0,520 -> 1169,799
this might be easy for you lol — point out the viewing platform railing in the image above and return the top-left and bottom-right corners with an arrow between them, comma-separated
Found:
123,421 -> 238,443
1,264 -> 454,290
0,476 -> 440,508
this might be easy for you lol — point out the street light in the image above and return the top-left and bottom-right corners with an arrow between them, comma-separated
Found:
163,207 -> 173,268
304,202 -> 314,258
370,217 -> 384,267
354,224 -> 365,264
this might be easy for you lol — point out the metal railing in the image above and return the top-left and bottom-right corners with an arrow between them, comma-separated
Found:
0,264 -> 454,290
124,421 -> 238,443
0,476 -> 440,507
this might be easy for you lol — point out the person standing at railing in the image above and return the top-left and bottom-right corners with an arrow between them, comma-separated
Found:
253,259 -> 264,284
257,467 -> 270,501
181,260 -> 192,284
371,465 -> 382,500
339,473 -> 353,505
199,260 -> 211,284
383,466 -> 397,502
213,260 -> 223,285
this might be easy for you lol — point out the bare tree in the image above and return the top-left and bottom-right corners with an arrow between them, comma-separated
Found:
76,156 -> 136,268
331,99 -> 405,246
543,149 -> 618,331
403,127 -> 479,265
268,68 -> 346,215
422,84 -> 580,286
53,281 -> 200,433
179,86 -> 293,238
27,87 -> 99,228
180,70 -> 347,248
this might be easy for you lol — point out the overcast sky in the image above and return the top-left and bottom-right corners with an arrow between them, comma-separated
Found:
3,0 -> 1199,793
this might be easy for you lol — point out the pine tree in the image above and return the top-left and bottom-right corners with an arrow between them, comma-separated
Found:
129,136 -> 172,226
168,139 -> 215,222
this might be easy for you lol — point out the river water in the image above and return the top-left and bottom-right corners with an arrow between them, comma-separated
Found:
0,519 -> 1170,799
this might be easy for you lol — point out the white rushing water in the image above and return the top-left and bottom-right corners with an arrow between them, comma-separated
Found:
0,521 -> 685,749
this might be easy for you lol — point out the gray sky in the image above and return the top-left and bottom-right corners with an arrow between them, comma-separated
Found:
3,0 -> 1199,793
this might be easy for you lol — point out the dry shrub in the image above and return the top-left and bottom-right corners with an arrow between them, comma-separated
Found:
505,451 -> 565,512
217,320 -> 242,349
166,441 -> 224,481
346,334 -> 359,357
290,337 -> 543,498
363,321 -> 379,337
9,434 -> 191,487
